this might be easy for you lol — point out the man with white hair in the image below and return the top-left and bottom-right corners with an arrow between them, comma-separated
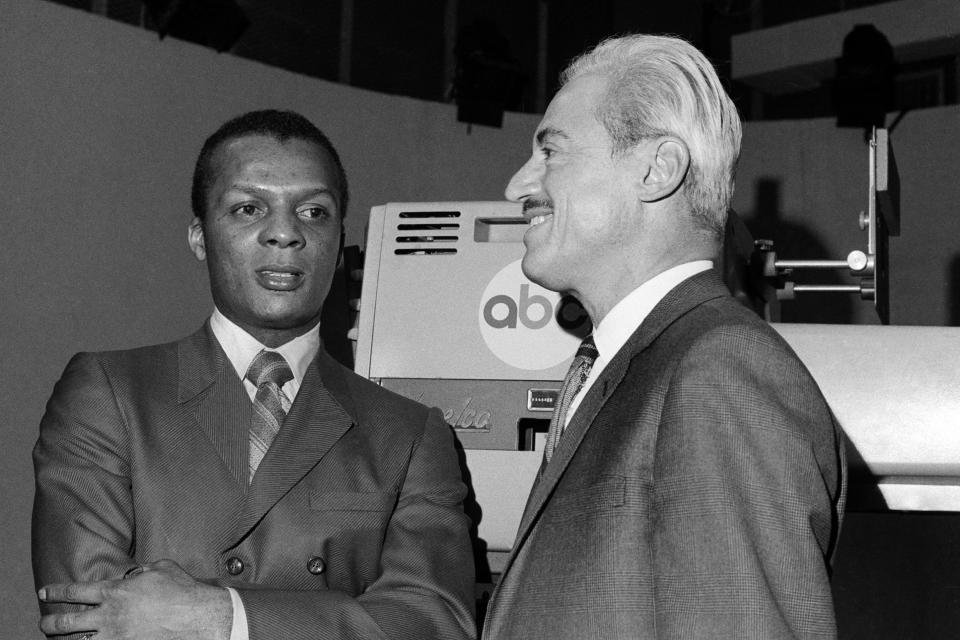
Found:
482,34 -> 846,639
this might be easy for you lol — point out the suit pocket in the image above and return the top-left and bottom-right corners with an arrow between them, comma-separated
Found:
543,475 -> 626,523
309,491 -> 397,512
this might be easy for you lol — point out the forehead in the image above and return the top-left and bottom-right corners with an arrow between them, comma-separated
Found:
537,73 -> 611,145
209,134 -> 337,189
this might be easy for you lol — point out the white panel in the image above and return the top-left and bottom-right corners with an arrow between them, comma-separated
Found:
774,323 -> 960,477
359,202 -> 586,381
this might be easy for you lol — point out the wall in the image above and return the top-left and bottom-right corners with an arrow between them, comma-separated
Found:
3,0 -> 959,637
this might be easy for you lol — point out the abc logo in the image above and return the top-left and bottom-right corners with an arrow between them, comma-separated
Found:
483,285 -> 588,332
478,260 -> 590,371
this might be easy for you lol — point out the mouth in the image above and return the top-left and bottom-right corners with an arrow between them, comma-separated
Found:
523,208 -> 554,232
522,199 -> 554,228
256,266 -> 305,291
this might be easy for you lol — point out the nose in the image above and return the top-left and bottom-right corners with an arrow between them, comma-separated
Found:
259,211 -> 305,249
504,155 -> 541,203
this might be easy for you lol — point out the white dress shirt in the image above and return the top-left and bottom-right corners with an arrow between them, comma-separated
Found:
208,308 -> 321,640
563,261 -> 713,427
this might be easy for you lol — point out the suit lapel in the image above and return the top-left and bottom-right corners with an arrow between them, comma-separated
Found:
170,324 -> 249,551
178,323 -> 251,488
502,270 -> 732,580
237,349 -> 355,537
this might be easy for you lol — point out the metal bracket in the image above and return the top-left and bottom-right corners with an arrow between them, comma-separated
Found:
753,127 -> 900,323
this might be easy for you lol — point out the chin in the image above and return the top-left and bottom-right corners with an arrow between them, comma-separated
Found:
521,255 -> 563,293
250,302 -> 319,327
267,312 -> 321,329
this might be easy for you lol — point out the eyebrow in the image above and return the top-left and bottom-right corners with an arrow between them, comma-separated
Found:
226,184 -> 337,201
535,126 -> 568,146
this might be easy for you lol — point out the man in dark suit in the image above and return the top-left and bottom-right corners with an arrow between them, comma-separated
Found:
481,35 -> 846,639
33,110 -> 475,640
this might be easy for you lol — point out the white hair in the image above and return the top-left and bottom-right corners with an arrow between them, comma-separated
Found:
561,34 -> 742,235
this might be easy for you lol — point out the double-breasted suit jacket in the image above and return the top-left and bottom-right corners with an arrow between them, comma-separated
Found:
33,323 -> 475,640
482,270 -> 846,640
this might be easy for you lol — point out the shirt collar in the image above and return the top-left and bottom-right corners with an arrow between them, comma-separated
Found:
592,261 -> 713,365
209,307 -> 320,385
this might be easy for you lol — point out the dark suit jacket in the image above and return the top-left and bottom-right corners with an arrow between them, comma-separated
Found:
482,270 -> 846,640
33,323 -> 475,640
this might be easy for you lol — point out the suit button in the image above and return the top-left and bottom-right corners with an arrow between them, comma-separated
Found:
226,557 -> 244,575
307,556 -> 326,575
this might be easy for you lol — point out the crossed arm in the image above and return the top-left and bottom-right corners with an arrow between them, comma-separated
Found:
33,353 -> 476,639
37,560 -> 232,639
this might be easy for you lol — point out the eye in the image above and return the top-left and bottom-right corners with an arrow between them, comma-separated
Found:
540,146 -> 557,160
298,205 -> 331,221
231,203 -> 263,218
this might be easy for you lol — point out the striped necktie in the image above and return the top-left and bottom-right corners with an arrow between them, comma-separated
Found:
246,350 -> 294,482
543,335 -> 598,464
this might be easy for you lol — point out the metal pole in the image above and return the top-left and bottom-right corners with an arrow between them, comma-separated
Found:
792,285 -> 862,293
774,259 -> 850,269
339,0 -> 355,84
444,0 -> 459,100
535,0 -> 549,112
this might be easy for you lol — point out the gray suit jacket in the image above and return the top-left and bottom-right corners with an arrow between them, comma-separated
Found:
33,323 -> 475,640
483,270 -> 846,640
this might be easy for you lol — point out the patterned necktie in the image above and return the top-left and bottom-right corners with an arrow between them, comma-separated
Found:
543,335 -> 598,464
246,350 -> 294,482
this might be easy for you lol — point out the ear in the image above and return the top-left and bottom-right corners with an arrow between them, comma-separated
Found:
187,217 -> 206,261
636,137 -> 689,203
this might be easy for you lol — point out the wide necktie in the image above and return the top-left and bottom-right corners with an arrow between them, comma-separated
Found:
246,350 -> 294,482
543,335 -> 598,464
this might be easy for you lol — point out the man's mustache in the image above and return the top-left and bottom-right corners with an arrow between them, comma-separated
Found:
522,199 -> 553,213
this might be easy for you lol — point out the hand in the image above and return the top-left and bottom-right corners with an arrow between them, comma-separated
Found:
38,559 -> 232,640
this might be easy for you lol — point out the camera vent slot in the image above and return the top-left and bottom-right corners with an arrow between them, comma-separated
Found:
398,223 -> 460,231
398,211 -> 461,219
394,248 -> 458,256
396,235 -> 457,243
393,211 -> 461,256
